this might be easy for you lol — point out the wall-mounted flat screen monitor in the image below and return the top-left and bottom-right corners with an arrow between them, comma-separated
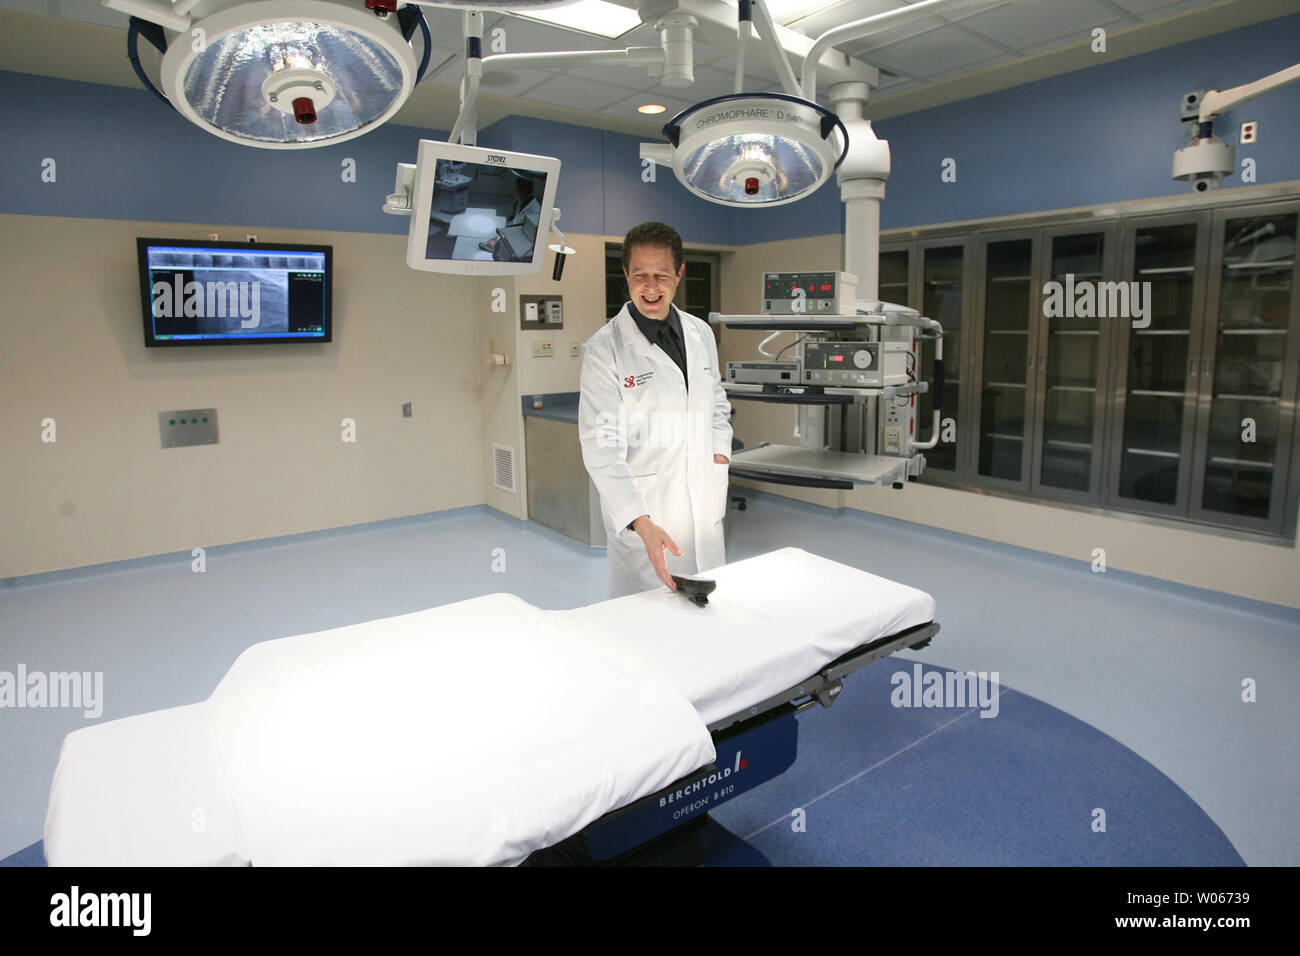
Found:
138,238 -> 332,347
405,141 -> 561,276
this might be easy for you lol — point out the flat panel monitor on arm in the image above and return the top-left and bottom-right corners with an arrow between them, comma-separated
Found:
405,141 -> 561,276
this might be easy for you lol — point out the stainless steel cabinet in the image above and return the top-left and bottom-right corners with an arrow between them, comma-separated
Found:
1107,214 -> 1211,515
1031,225 -> 1117,500
973,232 -> 1039,489
1189,203 -> 1299,533
879,194 -> 1299,538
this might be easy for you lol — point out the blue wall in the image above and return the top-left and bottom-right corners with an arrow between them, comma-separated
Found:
1,12 -> 1296,244
0,70 -> 447,235
877,13 -> 1300,229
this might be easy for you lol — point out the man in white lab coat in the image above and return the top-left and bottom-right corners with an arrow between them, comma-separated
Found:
578,222 -> 734,599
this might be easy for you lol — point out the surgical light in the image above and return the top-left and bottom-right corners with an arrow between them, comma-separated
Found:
641,93 -> 847,207
115,0 -> 435,149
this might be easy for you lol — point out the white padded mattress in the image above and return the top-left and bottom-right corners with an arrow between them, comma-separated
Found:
564,547 -> 937,727
44,549 -> 936,866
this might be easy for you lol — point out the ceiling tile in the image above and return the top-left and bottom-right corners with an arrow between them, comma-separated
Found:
658,64 -> 744,101
619,21 -> 661,46
844,23 -> 1007,78
49,0 -> 125,28
791,1 -> 915,37
439,63 -> 556,100
419,52 -> 466,89
956,0 -> 1120,51
418,8 -> 479,52
0,0 -> 53,17
563,61 -> 741,103
925,49 -> 1018,83
488,14 -> 618,53
522,73 -> 636,111
563,62 -> 666,92
840,16 -> 948,53
1019,18 -> 1130,55
710,51 -> 782,84
1130,0 -> 1223,19
1108,0 -> 1215,14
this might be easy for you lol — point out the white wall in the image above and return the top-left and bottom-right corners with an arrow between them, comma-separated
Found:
0,214 -> 483,578
5,218 -> 1294,609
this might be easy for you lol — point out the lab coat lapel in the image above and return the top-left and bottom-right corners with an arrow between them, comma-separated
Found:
614,306 -> 657,370
681,313 -> 710,396
616,305 -> 684,393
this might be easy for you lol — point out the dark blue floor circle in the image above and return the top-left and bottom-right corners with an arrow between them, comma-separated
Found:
704,661 -> 1244,866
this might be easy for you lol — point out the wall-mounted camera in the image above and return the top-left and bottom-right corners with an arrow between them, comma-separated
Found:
1172,135 -> 1234,192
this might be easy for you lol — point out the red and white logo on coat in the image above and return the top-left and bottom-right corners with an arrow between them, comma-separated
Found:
623,371 -> 655,389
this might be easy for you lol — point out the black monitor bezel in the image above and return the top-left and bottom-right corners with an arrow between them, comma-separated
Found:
137,237 -> 333,348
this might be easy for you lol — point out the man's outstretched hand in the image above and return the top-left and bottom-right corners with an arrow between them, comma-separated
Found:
631,516 -> 682,590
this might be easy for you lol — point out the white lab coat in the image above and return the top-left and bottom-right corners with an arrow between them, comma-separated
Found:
579,304 -> 734,598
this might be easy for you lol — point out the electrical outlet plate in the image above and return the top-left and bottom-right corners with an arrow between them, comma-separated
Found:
160,408 -> 218,448
532,341 -> 553,357
1240,120 -> 1258,144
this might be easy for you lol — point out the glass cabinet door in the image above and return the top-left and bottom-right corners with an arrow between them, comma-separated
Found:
879,247 -> 911,308
1190,206 -> 1299,531
920,242 -> 967,474
975,235 -> 1038,488
1108,216 -> 1208,513
1031,228 -> 1114,498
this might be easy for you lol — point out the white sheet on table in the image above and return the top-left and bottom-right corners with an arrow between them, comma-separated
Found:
563,547 -> 937,728
203,593 -> 714,866
44,704 -> 248,866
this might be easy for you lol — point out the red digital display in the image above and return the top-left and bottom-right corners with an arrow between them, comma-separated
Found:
820,284 -> 833,291
829,354 -> 844,362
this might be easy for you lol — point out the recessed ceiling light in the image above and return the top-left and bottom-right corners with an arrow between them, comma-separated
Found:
515,0 -> 643,40
638,103 -> 667,115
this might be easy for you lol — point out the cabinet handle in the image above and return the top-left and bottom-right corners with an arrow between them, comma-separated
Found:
1188,359 -> 1197,378
1203,358 -> 1213,377
1027,354 -> 1035,371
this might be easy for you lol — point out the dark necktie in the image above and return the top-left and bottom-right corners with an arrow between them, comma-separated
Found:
655,321 -> 687,389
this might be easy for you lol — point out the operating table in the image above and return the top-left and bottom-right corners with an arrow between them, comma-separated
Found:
43,547 -> 937,866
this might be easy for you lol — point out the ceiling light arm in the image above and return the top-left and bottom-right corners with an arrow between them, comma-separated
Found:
397,4 -> 433,84
1198,62 -> 1300,122
449,9 -> 484,146
734,0 -> 753,95
126,17 -> 175,110
101,0 -> 191,32
799,0 -> 998,100
748,0 -> 801,98
479,47 -> 664,71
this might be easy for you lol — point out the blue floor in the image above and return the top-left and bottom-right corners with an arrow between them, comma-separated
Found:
2,494 -> 1295,866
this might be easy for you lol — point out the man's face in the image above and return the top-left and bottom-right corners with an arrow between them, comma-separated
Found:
625,244 -> 683,322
